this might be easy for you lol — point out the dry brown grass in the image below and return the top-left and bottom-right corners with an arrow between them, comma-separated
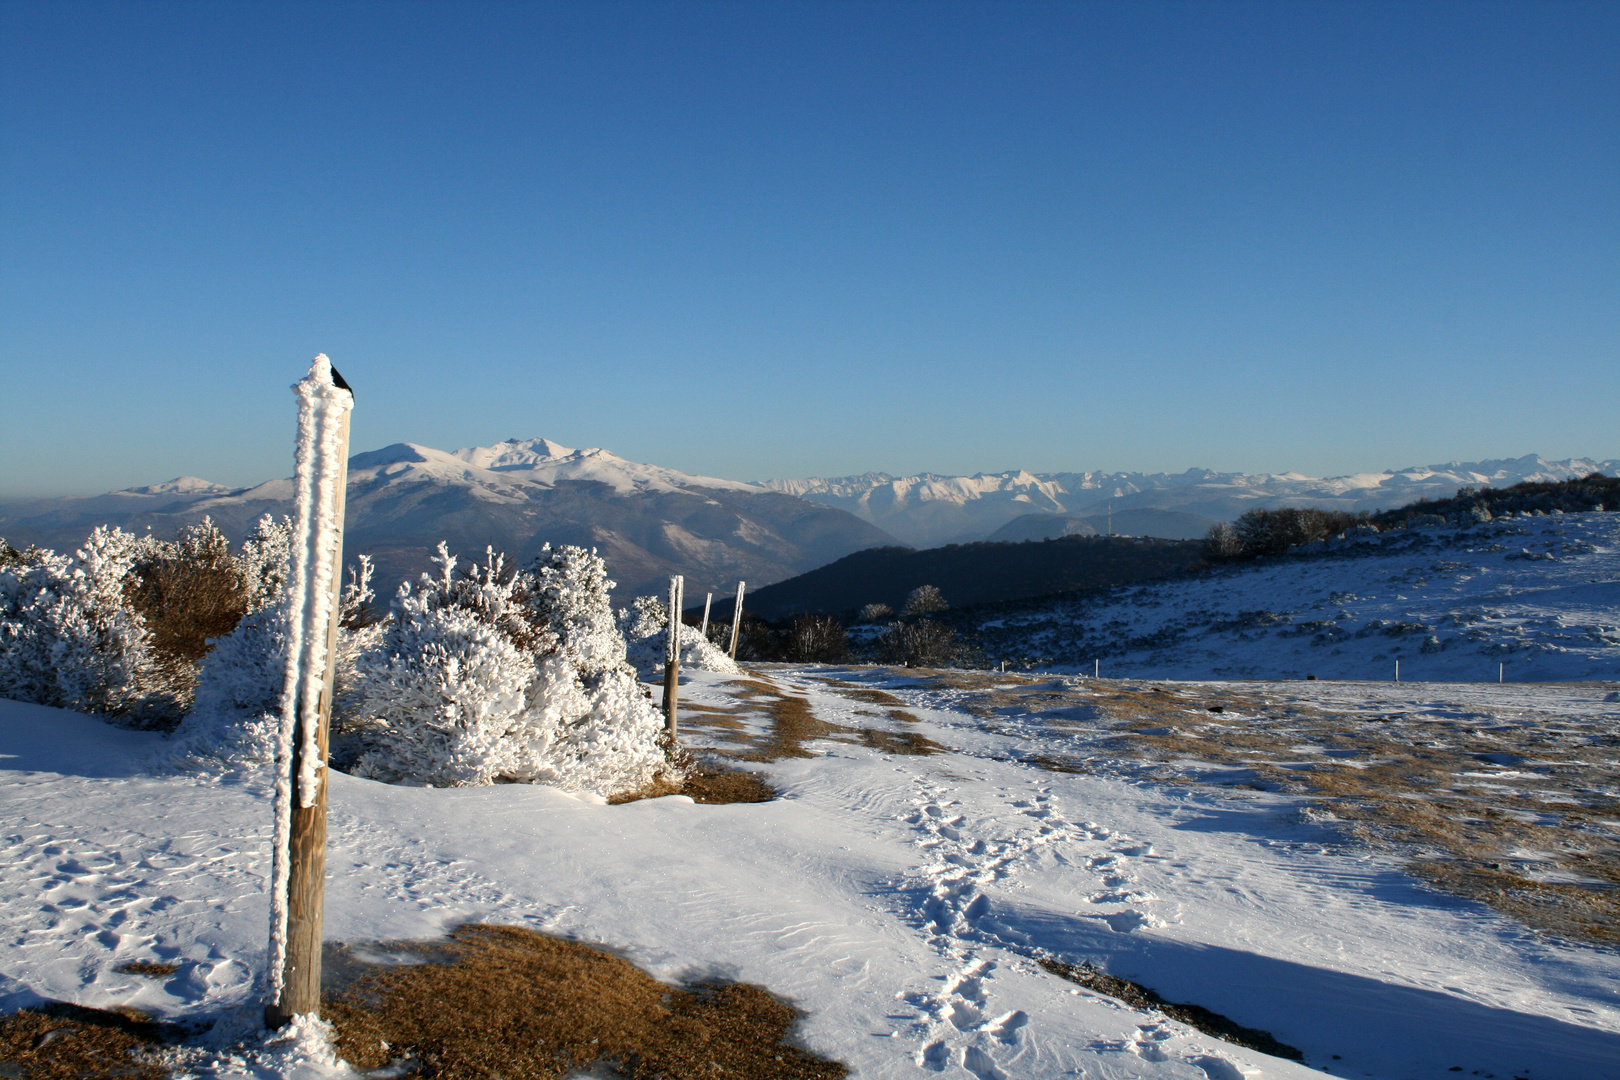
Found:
0,1003 -> 176,1080
323,924 -> 845,1080
892,674 -> 1620,944
803,669 -> 1620,943
113,962 -> 180,977
705,677 -> 942,761
609,753 -> 776,805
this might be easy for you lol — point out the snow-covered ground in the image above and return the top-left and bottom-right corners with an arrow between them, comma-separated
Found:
6,664 -> 1620,1079
971,510 -> 1620,683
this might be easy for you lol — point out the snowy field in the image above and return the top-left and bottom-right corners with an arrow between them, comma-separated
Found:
5,665 -> 1620,1080
971,510 -> 1620,683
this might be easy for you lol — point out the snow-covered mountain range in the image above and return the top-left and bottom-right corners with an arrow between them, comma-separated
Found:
0,438 -> 897,601
763,455 -> 1620,547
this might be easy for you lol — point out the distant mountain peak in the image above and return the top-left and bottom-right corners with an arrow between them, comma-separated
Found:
451,437 -> 581,471
118,477 -> 231,496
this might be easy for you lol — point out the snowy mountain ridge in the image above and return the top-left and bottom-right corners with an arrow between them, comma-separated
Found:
0,436 -> 892,602
763,454 -> 1620,546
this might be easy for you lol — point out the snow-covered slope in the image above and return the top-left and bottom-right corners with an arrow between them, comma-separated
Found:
5,673 -> 1620,1079
0,438 -> 897,601
766,455 -> 1620,546
969,509 -> 1620,682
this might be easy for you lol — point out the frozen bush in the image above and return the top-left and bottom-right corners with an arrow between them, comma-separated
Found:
902,584 -> 948,616
342,544 -> 667,794
125,517 -> 252,716
173,551 -> 381,771
621,594 -> 740,675
0,526 -> 169,723
1202,522 -> 1243,561
857,603 -> 894,624
239,515 -> 295,612
526,545 -> 632,679
168,602 -> 291,767
875,618 -> 959,668
784,614 -> 847,663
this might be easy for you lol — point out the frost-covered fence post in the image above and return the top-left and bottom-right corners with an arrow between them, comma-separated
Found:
266,355 -> 353,1029
700,592 -> 712,638
728,580 -> 746,659
663,575 -> 683,741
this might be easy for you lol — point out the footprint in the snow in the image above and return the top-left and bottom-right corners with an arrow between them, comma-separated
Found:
1189,1053 -> 1260,1080
1088,888 -> 1156,905
961,1046 -> 1008,1080
1087,909 -> 1159,933
919,1040 -> 951,1072
948,998 -> 983,1031
984,1010 -> 1028,1045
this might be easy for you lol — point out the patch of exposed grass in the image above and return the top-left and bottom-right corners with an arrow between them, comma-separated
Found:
855,728 -> 944,756
323,924 -> 845,1080
815,668 -> 1620,944
609,753 -> 776,805
1033,680 -> 1620,943
1038,958 -> 1303,1062
0,1002 -> 177,1080
114,961 -> 181,977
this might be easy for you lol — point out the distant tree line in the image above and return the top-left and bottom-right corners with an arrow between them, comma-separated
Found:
1203,472 -> 1619,563
695,585 -> 973,668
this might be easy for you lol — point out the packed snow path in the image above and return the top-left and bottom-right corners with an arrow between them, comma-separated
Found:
5,672 -> 1620,1079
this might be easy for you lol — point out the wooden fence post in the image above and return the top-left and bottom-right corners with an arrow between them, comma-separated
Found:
728,580 -> 746,659
700,592 -> 712,638
663,575 -> 683,742
267,356 -> 352,1028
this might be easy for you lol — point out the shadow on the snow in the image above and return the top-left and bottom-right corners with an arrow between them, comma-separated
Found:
1038,957 -> 1303,1061
998,894 -> 1620,1076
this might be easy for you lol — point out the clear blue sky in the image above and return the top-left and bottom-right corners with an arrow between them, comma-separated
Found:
1,1 -> 1615,498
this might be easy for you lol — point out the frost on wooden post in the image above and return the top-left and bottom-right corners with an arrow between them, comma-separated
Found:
267,354 -> 352,1001
665,576 -> 684,669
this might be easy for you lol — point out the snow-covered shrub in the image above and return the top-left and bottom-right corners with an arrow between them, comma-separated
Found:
171,550 -> 382,771
124,517 -> 253,717
168,602 -> 291,768
875,618 -> 959,668
857,602 -> 894,624
0,526 -> 171,722
902,584 -> 948,616
340,544 -> 667,794
621,594 -> 740,675
239,515 -> 295,612
783,613 -> 847,663
523,544 -> 630,679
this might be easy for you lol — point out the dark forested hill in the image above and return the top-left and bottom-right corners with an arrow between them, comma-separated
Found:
702,534 -> 1203,622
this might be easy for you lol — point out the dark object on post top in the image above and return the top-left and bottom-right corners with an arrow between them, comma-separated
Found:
329,365 -> 353,397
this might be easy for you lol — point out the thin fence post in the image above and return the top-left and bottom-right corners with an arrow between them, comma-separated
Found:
1395,659 -> 1400,683
267,356 -> 352,1028
728,580 -> 746,659
701,592 -> 712,638
663,575 -> 683,742
1499,662 -> 1504,684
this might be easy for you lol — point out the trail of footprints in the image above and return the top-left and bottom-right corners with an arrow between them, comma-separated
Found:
0,831 -> 260,1006
896,779 -> 1201,1077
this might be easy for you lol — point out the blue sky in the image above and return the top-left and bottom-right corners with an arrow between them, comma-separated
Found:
1,1 -> 1615,498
